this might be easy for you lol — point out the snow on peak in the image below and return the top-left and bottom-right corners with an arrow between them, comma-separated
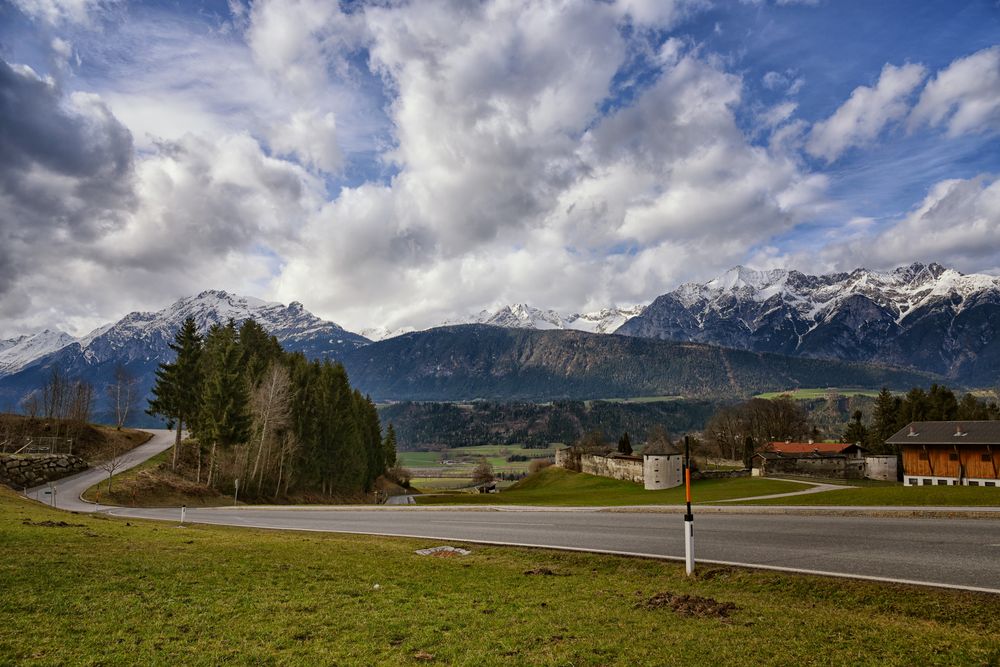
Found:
0,329 -> 77,375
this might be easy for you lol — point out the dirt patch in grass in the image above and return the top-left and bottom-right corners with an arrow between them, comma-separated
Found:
21,519 -> 85,528
642,591 -> 738,619
523,567 -> 569,576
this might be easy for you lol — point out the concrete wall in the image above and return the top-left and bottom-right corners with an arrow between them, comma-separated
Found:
0,454 -> 88,489
864,455 -> 898,481
643,455 -> 683,490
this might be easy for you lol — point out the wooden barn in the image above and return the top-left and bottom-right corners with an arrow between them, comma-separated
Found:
887,421 -> 1000,487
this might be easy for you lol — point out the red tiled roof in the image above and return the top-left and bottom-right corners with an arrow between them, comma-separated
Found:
767,442 -> 860,454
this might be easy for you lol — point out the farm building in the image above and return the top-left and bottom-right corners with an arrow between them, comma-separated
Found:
752,441 -> 897,480
887,421 -> 1000,487
767,441 -> 868,458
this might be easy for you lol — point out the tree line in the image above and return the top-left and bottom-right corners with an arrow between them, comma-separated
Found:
148,317 -> 396,499
703,385 -> 1000,463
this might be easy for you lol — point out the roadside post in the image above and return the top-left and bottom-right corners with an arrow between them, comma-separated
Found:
234,478 -> 239,506
180,505 -> 186,524
683,435 -> 694,575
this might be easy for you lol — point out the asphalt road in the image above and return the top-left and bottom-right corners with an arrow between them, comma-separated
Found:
25,429 -> 1000,593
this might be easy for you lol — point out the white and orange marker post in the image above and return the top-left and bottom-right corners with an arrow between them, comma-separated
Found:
683,435 -> 694,575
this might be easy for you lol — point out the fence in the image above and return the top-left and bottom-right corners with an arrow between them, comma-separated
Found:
0,436 -> 74,455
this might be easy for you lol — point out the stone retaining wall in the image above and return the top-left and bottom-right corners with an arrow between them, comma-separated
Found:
0,454 -> 88,489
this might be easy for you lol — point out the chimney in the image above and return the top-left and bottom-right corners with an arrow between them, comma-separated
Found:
955,424 -> 965,437
908,425 -> 916,436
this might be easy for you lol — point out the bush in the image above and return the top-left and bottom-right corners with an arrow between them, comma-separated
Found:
528,458 -> 553,474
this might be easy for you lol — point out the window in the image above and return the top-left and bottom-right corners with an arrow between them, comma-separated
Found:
907,478 -> 918,486
987,482 -> 996,487
937,479 -> 948,485
948,452 -> 959,461
922,479 -> 932,485
982,453 -> 992,462
969,481 -> 979,487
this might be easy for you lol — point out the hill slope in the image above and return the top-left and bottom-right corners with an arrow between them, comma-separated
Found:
341,325 -> 934,402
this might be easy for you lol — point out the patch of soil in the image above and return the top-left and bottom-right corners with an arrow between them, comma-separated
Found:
696,567 -> 738,581
641,591 -> 738,619
523,567 -> 569,576
22,519 -> 85,528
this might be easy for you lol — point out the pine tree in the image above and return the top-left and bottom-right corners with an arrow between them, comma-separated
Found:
147,316 -> 203,470
617,432 -> 633,455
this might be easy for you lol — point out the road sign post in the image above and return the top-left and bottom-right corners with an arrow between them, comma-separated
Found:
234,478 -> 239,506
180,505 -> 186,524
683,435 -> 694,576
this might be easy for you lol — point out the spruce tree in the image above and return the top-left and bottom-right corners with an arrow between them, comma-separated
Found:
199,323 -> 252,487
843,410 -> 867,445
383,424 -> 398,469
617,432 -> 633,455
870,388 -> 900,453
147,316 -> 203,470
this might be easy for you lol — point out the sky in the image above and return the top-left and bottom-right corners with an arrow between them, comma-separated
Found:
1,0 -> 999,338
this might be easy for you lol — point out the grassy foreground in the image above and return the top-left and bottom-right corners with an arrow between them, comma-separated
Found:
2,487 -> 1000,665
744,484 -> 1000,507
417,467 -> 806,505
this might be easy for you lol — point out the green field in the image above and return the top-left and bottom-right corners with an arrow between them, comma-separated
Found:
743,484 -> 1000,507
416,467 -> 807,506
399,443 -> 557,475
3,487 -> 1000,665
754,388 -> 883,400
585,395 -> 684,405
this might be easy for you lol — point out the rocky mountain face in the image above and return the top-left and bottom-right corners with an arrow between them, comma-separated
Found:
616,263 -> 1000,385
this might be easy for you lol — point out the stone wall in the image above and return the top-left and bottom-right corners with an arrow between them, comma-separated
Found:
0,454 -> 88,489
579,454 -> 644,484
757,455 -> 865,480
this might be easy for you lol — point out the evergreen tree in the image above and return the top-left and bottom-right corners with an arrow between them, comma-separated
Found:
383,424 -> 398,469
870,388 -> 901,454
617,432 -> 633,455
199,322 -> 252,487
147,316 -> 203,470
843,410 -> 867,445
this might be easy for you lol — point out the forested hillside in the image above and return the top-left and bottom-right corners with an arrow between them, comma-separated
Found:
342,325 -> 936,402
378,399 -> 719,450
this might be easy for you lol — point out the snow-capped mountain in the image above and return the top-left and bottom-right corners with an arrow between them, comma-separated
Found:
463,303 -> 647,334
67,290 -> 369,368
0,329 -> 77,376
360,303 -> 646,340
617,263 -> 1000,384
0,291 -> 370,423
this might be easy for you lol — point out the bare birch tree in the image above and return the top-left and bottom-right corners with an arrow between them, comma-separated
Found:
248,364 -> 293,494
107,365 -> 139,430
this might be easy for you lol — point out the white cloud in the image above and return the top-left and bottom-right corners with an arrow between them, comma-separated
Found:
275,5 -> 826,332
817,175 -> 1000,273
10,0 -> 117,26
269,110 -> 342,174
910,46 -> 1000,137
807,62 -> 926,162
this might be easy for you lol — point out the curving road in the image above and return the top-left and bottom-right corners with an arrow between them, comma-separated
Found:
26,429 -> 1000,594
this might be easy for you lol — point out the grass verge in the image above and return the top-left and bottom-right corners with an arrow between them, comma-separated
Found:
81,447 -> 232,507
742,484 -> 1000,507
416,467 -> 807,506
1,486 -> 999,665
